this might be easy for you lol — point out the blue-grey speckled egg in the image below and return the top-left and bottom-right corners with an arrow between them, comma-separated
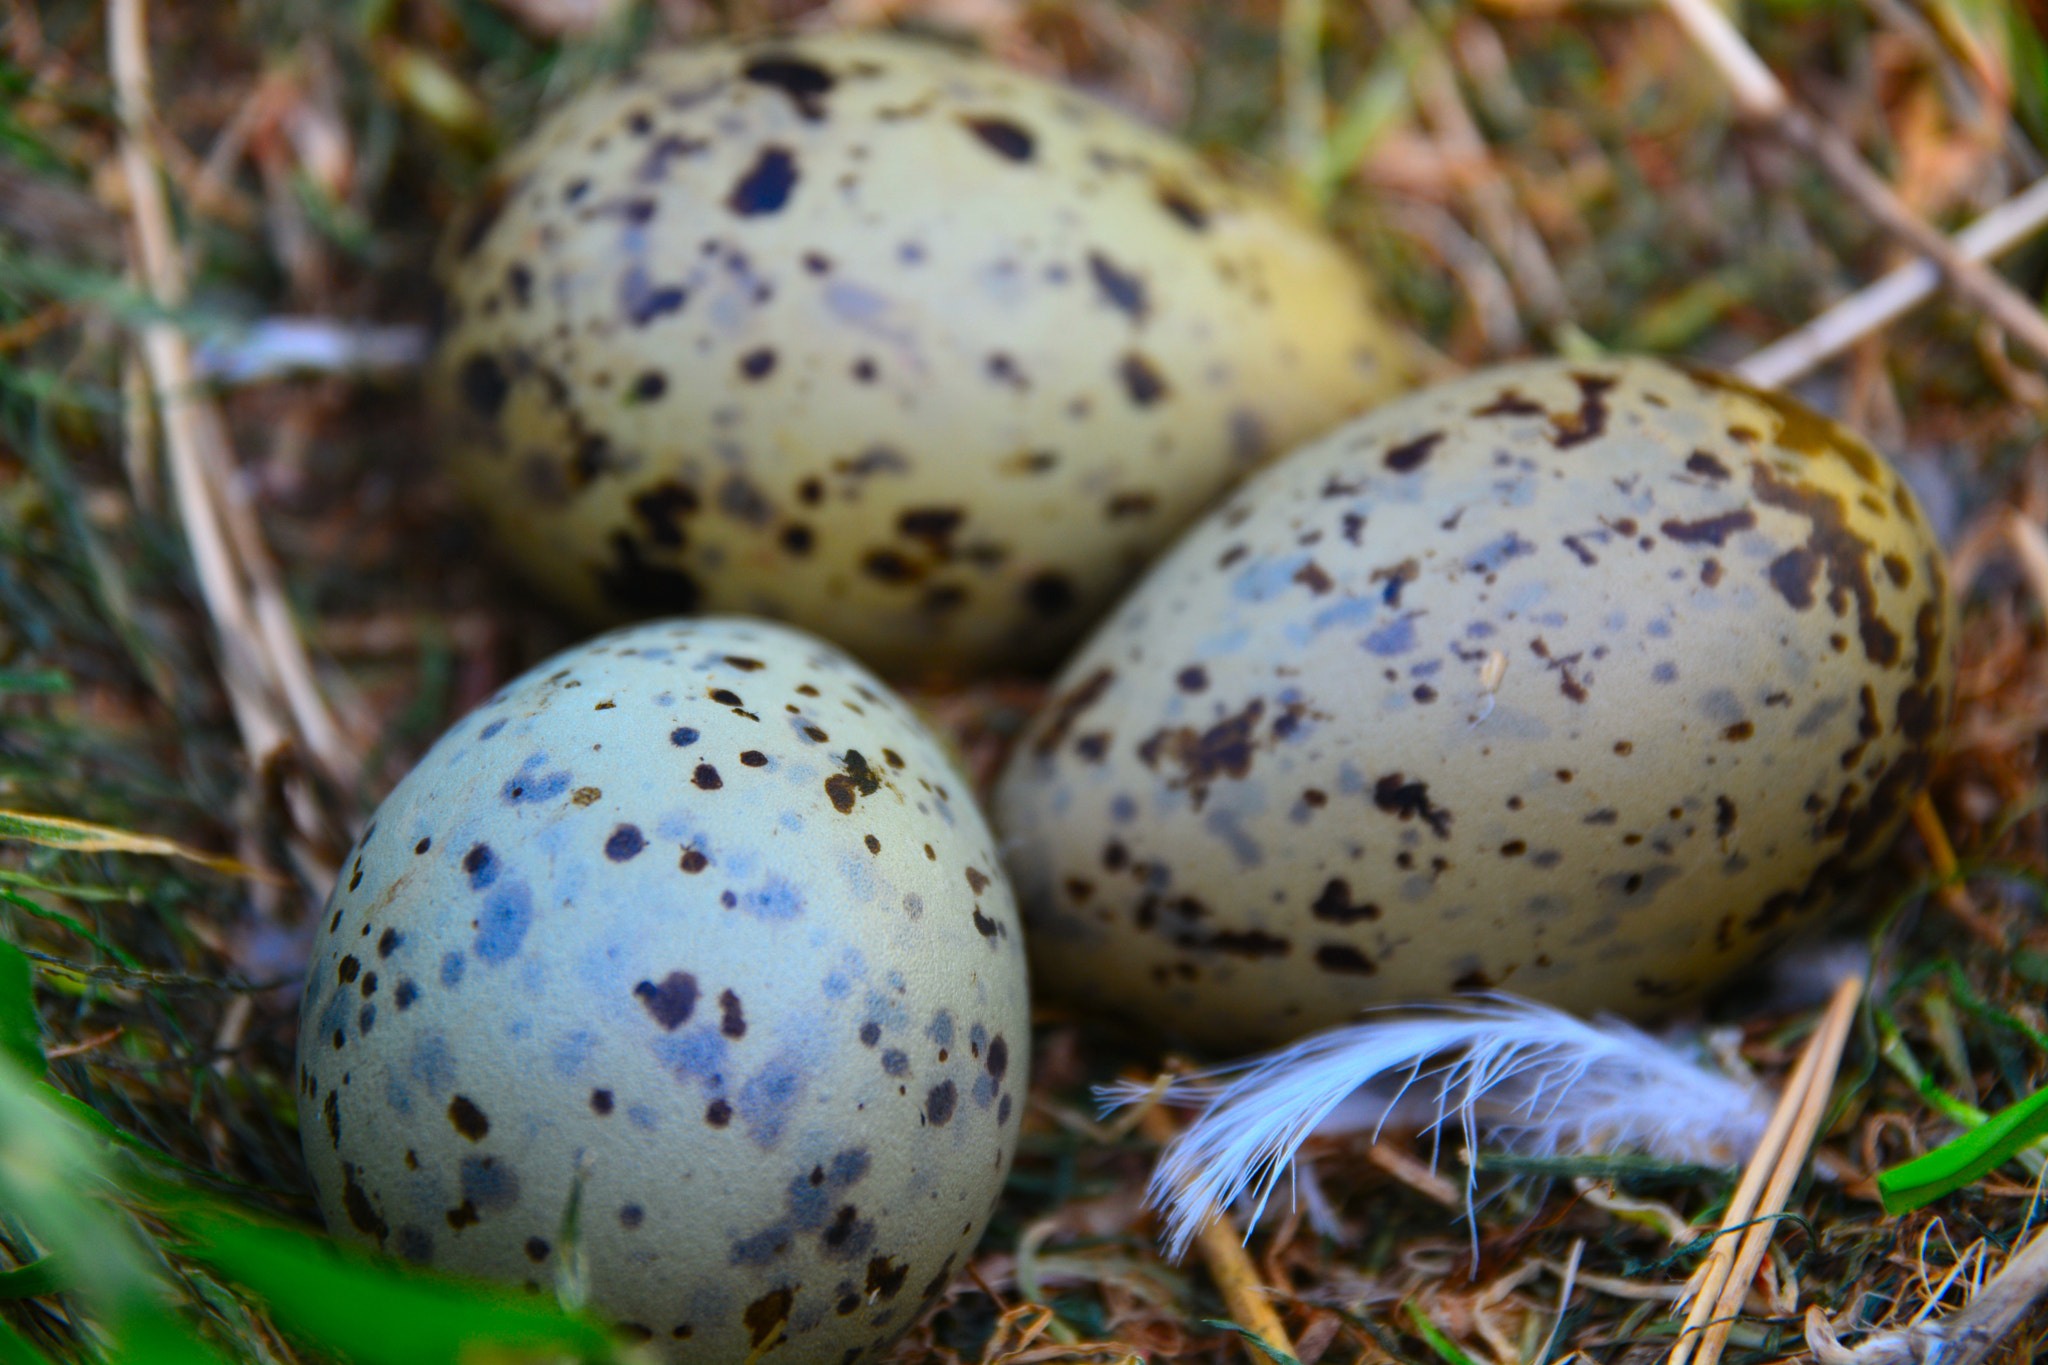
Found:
993,357 -> 1952,1051
297,617 -> 1028,1363
430,31 -> 1409,680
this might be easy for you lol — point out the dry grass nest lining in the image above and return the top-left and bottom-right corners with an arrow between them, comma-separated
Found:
1,0 -> 2046,1362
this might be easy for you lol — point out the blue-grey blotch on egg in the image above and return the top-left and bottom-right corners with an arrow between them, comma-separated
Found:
429,31 -> 1409,680
993,357 -> 1953,1051
297,617 -> 1029,1363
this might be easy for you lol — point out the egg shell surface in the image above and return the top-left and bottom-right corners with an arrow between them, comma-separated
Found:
430,31 -> 1408,680
297,617 -> 1029,1364
993,357 -> 1953,1051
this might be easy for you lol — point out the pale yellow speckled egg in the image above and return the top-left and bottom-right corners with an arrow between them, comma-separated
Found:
993,357 -> 1954,1052
429,32 -> 1409,680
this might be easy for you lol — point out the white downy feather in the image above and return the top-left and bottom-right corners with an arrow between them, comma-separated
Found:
1100,994 -> 1774,1261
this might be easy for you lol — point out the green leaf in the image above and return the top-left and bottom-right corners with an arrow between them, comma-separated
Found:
1878,1084 -> 2048,1213
0,1313 -> 56,1365
0,1256 -> 63,1299
102,1308 -> 233,1365
0,939 -> 43,1079
167,1206 -> 623,1365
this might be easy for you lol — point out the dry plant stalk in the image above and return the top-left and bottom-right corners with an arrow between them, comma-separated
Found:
1737,178 -> 2048,388
1363,1138 -> 1464,1209
2005,512 -> 2048,608
1909,794 -> 2006,945
1666,974 -> 1862,1365
1137,1107 -> 1301,1364
108,0 -> 359,827
1660,0 -> 2048,373
1805,1225 -> 2048,1365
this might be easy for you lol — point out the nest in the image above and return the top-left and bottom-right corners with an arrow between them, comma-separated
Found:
1,0 -> 2046,1362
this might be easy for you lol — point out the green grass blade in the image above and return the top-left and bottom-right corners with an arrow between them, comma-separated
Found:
0,810 -> 261,879
167,1206 -> 624,1365
1405,1300 -> 1481,1365
0,940 -> 44,1079
0,1314 -> 56,1365
103,1309 -> 233,1365
1879,1084 -> 2048,1213
0,867 -> 144,904
0,671 -> 70,696
2,888 -> 143,970
0,1055 -> 226,1361
1200,1319 -> 1304,1365
0,1256 -> 63,1299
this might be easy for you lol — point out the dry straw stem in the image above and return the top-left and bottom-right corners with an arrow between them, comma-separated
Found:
1138,1106 -> 1300,1364
1736,177 -> 2048,389
1909,793 -> 2006,946
1535,1238 -> 1585,1365
1805,1225 -> 2048,1365
1661,0 -> 2048,375
1666,973 -> 1863,1365
1363,1138 -> 1464,1209
2006,510 -> 2048,610
108,0 -> 358,803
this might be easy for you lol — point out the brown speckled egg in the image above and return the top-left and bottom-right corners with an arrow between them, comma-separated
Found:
297,617 -> 1028,1364
429,32 -> 1408,680
992,357 -> 1953,1052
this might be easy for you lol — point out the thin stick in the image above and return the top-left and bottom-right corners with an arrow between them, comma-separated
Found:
2006,511 -> 2048,614
111,0 -> 285,766
1772,112 -> 2048,369
1140,1107 -> 1301,1363
108,0 -> 358,799
1534,1238 -> 1584,1365
1663,0 -> 2048,373
1737,178 -> 2048,388
1665,996 -> 1830,1365
1910,793 -> 2004,945
1364,1139 -> 1464,1209
1671,975 -> 1864,1365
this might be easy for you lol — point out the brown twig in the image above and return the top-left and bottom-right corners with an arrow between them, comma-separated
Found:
108,0 -> 359,818
0,302 -> 73,352
1910,794 -> 2006,947
43,1026 -> 125,1061
1737,178 -> 2048,388
1364,1140 -> 1464,1210
1667,975 -> 1864,1365
1663,0 -> 2048,374
1139,1107 -> 1301,1364
2007,511 -> 2048,611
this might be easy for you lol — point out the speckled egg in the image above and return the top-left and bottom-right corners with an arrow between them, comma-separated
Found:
429,31 -> 1409,680
992,357 -> 1952,1051
297,617 -> 1028,1363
